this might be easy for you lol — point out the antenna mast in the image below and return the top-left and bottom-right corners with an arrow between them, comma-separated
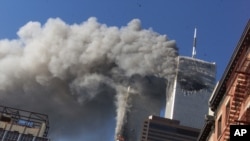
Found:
192,28 -> 197,58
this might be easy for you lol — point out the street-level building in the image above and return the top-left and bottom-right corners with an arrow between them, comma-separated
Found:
198,20 -> 250,141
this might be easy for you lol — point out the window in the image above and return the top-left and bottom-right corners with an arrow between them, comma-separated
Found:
217,116 -> 222,138
0,128 -> 5,139
4,131 -> 19,141
20,134 -> 33,141
225,101 -> 230,125
34,137 -> 49,141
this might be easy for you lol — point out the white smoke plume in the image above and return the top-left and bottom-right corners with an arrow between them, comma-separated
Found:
0,17 -> 178,140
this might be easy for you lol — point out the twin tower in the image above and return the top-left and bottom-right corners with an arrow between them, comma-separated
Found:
122,29 -> 216,141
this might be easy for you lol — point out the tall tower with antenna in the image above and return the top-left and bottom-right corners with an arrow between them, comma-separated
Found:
192,28 -> 197,58
164,27 -> 216,129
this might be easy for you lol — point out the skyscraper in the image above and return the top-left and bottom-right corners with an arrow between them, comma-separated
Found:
117,76 -> 167,141
118,56 -> 216,140
0,105 -> 50,141
165,56 -> 216,129
118,28 -> 216,140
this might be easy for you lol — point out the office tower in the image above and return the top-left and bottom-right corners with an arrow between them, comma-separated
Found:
116,76 -> 166,141
165,56 -> 216,129
117,56 -> 216,140
0,105 -> 50,141
141,115 -> 200,141
117,29 -> 216,140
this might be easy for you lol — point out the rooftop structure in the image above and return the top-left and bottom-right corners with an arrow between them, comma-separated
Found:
0,105 -> 50,141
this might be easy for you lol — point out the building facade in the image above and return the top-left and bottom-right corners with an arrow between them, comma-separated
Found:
0,105 -> 50,141
198,20 -> 250,141
140,115 -> 200,141
118,77 -> 166,141
165,56 -> 216,129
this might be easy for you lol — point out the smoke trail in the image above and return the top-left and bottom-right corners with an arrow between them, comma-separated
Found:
0,17 -> 178,140
115,86 -> 130,139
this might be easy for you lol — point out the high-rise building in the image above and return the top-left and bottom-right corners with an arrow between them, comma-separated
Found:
165,56 -> 216,129
0,105 -> 50,141
117,76 -> 166,141
140,115 -> 200,141
120,55 -> 216,141
118,29 -> 216,140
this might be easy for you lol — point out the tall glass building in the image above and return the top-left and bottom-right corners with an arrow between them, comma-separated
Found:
165,56 -> 216,129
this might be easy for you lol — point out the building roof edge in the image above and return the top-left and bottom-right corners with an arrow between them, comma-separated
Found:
209,19 -> 250,111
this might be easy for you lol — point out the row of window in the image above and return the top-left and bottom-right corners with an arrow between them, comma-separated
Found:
0,130 -> 49,141
217,100 -> 230,138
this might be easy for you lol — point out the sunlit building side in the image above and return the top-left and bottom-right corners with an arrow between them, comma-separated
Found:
198,20 -> 250,141
165,56 -> 216,129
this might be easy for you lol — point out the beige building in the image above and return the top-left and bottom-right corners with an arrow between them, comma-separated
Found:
198,20 -> 250,141
0,105 -> 50,141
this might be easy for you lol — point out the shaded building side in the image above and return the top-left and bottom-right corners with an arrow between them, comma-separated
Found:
141,115 -> 200,141
122,76 -> 167,141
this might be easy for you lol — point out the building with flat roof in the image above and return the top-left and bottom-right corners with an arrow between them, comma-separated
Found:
141,115 -> 200,141
0,105 -> 50,141
165,56 -> 216,129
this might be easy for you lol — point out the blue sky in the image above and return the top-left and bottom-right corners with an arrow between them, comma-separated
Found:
0,0 -> 249,140
0,0 -> 249,79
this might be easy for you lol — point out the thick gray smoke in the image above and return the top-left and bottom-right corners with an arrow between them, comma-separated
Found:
0,17 -> 177,140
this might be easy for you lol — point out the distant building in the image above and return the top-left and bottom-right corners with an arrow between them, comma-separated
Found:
165,56 -> 216,129
0,105 -> 50,141
197,20 -> 250,141
120,76 -> 167,141
140,115 -> 200,141
119,30 -> 217,140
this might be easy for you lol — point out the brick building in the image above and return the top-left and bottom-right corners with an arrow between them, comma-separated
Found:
198,20 -> 250,141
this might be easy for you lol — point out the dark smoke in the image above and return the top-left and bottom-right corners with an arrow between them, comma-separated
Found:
0,17 -> 178,140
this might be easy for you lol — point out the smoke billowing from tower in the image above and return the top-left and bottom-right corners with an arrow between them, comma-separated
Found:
0,17 -> 178,140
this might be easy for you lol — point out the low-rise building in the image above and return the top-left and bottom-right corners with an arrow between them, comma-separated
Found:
198,20 -> 250,141
0,105 -> 50,141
